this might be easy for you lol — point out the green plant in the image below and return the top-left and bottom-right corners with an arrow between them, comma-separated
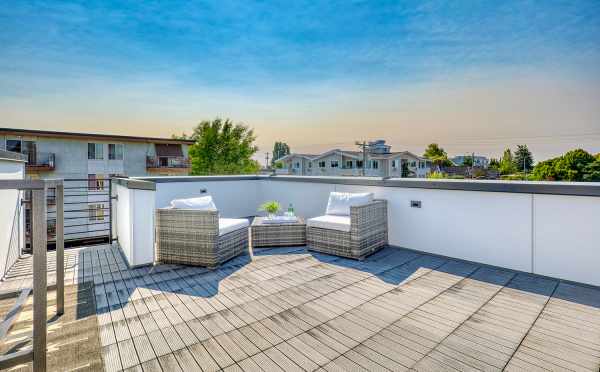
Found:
258,201 -> 281,215
427,171 -> 446,179
184,118 -> 260,175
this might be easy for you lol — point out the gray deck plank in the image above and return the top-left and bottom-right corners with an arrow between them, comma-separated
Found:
1,244 -> 599,372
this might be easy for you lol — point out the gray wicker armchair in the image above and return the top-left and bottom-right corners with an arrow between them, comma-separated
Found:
156,208 -> 249,267
307,199 -> 388,260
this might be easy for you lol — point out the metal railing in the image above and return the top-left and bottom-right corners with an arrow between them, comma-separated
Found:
24,178 -> 112,249
146,156 -> 190,169
23,152 -> 55,170
0,179 -> 64,372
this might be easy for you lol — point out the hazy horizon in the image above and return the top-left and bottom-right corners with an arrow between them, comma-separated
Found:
1,1 -> 599,164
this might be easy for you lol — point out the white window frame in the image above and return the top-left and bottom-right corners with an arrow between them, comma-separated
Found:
330,160 -> 339,168
88,143 -> 104,160
108,143 -> 124,160
318,161 -> 326,168
371,160 -> 379,169
88,203 -> 105,221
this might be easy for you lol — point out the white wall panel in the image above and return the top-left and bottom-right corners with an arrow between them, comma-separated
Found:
534,194 -> 600,286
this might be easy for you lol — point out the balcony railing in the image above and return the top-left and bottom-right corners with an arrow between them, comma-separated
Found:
146,156 -> 190,169
24,151 -> 55,171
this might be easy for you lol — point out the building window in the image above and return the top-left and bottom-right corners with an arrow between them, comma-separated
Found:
308,162 -> 312,168
410,161 -> 416,167
345,160 -> 353,168
331,160 -> 339,168
419,161 -> 425,169
108,144 -> 124,160
6,139 -> 22,153
88,143 -> 103,160
294,162 -> 300,169
371,160 -> 379,169
391,159 -> 398,169
356,160 -> 363,168
318,161 -> 326,168
88,204 -> 105,221
88,174 -> 105,191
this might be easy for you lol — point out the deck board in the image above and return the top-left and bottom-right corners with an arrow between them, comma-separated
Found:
0,243 -> 599,371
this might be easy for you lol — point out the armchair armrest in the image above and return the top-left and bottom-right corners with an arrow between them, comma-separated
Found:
349,199 -> 388,237
156,208 -> 219,236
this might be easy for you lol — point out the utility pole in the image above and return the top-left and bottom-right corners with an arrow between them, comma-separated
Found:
355,141 -> 368,176
265,152 -> 270,169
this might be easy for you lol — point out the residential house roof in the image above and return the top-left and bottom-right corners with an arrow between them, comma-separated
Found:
0,127 -> 196,145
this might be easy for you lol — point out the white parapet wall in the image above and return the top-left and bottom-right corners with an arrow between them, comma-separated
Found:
114,178 -> 156,267
0,151 -> 26,278
128,175 -> 600,287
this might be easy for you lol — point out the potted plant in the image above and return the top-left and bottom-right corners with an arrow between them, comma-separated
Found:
258,201 -> 281,219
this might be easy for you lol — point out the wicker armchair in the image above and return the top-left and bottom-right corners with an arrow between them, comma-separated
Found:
307,199 -> 388,260
156,208 -> 249,267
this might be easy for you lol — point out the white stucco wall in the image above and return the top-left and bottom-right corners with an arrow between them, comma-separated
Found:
0,158 -> 25,278
153,179 -> 261,218
124,176 -> 600,286
115,183 -> 155,267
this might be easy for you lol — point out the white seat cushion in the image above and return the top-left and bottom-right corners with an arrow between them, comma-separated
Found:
307,215 -> 351,232
219,218 -> 249,236
325,192 -> 373,216
170,196 -> 217,210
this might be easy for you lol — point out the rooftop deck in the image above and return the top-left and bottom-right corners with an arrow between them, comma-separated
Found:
1,243 -> 599,371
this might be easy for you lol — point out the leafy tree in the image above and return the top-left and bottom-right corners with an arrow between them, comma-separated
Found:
423,143 -> 452,171
583,159 -> 600,181
499,148 -> 517,175
489,158 -> 500,170
272,142 -> 290,165
462,155 -> 474,167
423,143 -> 446,159
532,149 -> 596,181
513,145 -> 534,172
554,149 -> 595,181
532,158 -> 559,181
186,118 -> 260,175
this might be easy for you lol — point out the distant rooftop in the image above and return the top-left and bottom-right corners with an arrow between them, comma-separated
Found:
0,127 -> 195,145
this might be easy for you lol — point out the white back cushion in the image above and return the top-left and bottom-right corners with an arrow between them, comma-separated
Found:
170,196 -> 217,210
325,192 -> 373,216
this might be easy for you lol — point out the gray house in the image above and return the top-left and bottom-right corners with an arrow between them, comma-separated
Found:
277,140 -> 431,178
0,128 -> 194,245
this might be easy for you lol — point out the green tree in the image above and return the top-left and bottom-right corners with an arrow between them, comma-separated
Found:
423,143 -> 452,171
532,149 -> 596,181
583,159 -> 600,181
462,155 -> 474,167
489,158 -> 500,170
499,148 -> 517,175
272,142 -> 290,166
186,118 -> 260,175
532,158 -> 559,181
554,149 -> 595,181
513,145 -> 534,172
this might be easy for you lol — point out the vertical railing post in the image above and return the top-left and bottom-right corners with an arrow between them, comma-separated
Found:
32,186 -> 47,372
109,178 -> 113,245
56,183 -> 64,315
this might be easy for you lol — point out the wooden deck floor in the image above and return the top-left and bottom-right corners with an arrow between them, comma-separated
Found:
1,243 -> 599,371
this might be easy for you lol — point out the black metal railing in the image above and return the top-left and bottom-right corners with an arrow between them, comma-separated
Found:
146,156 -> 190,168
24,178 -> 112,249
24,151 -> 55,170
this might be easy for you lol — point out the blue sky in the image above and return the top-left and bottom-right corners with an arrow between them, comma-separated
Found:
1,1 -> 599,160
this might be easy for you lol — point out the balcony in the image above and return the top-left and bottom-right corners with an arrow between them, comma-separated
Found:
146,156 -> 190,173
24,151 -> 55,171
1,175 -> 599,371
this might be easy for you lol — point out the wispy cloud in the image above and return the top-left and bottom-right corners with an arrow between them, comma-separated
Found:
0,0 -> 599,160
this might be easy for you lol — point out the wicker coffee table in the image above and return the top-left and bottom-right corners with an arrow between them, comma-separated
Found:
251,217 -> 306,248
